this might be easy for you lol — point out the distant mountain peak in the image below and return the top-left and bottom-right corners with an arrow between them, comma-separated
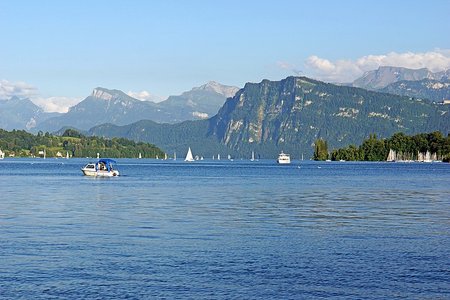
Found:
353,66 -> 449,90
91,87 -> 115,101
91,87 -> 130,101
192,81 -> 239,98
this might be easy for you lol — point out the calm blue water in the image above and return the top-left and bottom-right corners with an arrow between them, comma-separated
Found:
0,158 -> 449,299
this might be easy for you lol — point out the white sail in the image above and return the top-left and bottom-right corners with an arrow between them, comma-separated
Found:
185,147 -> 194,162
66,151 -> 69,159
0,149 -> 4,159
138,152 -> 142,159
424,150 -> 432,162
251,151 -> 255,161
387,149 -> 396,162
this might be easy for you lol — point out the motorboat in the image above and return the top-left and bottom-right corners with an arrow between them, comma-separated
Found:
277,151 -> 291,164
81,158 -> 120,177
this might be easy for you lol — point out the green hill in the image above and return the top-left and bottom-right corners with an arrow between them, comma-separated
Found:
0,128 -> 164,158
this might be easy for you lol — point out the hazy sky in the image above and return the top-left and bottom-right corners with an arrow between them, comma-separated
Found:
1,0 -> 449,112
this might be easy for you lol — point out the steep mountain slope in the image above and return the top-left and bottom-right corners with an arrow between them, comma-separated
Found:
380,79 -> 450,102
89,77 -> 450,158
207,76 -> 450,156
0,96 -> 60,131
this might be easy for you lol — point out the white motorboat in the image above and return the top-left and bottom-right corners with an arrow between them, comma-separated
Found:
81,158 -> 120,177
277,151 -> 291,164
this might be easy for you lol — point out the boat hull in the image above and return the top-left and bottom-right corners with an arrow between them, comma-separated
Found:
82,168 -> 119,177
277,159 -> 291,164
277,152 -> 291,164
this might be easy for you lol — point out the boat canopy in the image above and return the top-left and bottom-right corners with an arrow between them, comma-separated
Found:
97,158 -> 117,171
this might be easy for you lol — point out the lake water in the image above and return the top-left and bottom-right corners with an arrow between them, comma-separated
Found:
0,158 -> 449,299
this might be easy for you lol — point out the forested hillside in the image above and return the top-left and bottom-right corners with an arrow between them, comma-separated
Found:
0,128 -> 164,158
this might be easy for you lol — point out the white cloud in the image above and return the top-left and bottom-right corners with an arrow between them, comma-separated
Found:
32,96 -> 83,113
127,90 -> 165,102
303,50 -> 450,83
277,61 -> 303,75
1,79 -> 82,113
0,79 -> 38,99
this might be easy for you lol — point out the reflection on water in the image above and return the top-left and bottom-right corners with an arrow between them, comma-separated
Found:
0,159 -> 449,299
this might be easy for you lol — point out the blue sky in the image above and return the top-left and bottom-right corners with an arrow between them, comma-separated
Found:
1,0 -> 449,111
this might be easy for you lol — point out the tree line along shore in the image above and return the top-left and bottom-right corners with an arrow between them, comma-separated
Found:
314,131 -> 450,162
0,129 -> 164,159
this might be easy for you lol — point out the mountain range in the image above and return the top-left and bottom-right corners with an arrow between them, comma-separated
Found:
1,81 -> 238,132
0,96 -> 61,131
89,76 -> 450,158
351,66 -> 450,103
352,66 -> 450,90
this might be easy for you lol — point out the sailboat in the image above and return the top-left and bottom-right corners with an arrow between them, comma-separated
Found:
173,152 -> 177,161
138,152 -> 142,159
250,151 -> 255,161
66,151 -> 70,159
185,147 -> 194,162
386,149 -> 396,162
0,149 -> 4,159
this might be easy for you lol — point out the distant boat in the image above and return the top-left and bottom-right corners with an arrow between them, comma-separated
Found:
277,151 -> 291,164
173,152 -> 177,160
387,149 -> 396,162
185,147 -> 194,162
138,152 -> 142,159
66,151 -> 70,159
81,158 -> 119,177
217,154 -> 221,160
0,149 -> 4,159
250,151 -> 255,162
